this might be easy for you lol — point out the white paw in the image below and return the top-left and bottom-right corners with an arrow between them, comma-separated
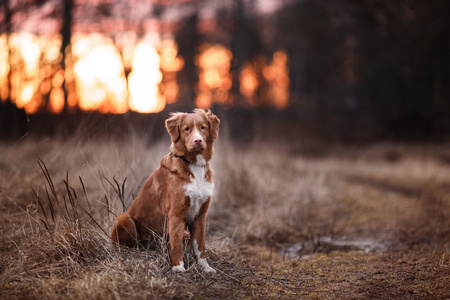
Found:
198,258 -> 216,274
203,264 -> 216,274
172,262 -> 186,273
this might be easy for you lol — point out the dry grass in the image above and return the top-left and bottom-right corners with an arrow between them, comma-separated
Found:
1,134 -> 449,299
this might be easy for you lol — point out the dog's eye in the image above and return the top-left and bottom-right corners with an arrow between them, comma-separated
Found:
200,125 -> 206,130
184,127 -> 190,132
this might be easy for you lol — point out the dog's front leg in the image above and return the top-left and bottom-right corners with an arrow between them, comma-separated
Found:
191,199 -> 216,273
168,213 -> 187,272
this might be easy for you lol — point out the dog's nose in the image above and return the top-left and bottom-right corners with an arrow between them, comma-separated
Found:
194,139 -> 203,145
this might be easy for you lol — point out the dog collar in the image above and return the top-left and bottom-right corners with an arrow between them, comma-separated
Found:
173,153 -> 191,164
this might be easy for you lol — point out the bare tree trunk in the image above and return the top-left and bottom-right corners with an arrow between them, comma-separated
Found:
0,0 -> 18,138
60,0 -> 73,113
3,0 -> 13,105
175,13 -> 199,109
231,0 -> 246,107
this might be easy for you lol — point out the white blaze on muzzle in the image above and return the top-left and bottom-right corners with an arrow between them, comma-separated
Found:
192,119 -> 204,145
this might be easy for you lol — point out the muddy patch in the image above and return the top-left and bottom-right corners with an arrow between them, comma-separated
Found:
281,237 -> 388,258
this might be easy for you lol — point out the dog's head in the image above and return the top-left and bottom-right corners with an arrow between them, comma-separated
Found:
165,109 -> 220,161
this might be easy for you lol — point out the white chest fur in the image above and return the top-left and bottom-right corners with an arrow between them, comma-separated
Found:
185,155 -> 214,221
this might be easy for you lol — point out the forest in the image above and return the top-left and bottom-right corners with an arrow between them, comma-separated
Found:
0,0 -> 449,141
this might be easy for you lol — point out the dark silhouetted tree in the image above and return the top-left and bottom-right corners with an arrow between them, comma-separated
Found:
175,13 -> 200,108
60,0 -> 73,113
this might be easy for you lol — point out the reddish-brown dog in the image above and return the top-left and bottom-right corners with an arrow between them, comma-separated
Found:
110,109 -> 220,273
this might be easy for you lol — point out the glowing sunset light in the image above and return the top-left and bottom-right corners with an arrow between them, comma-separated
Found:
0,30 -> 289,114
128,42 -> 165,113
160,39 -> 184,73
16,80 -> 40,114
263,51 -> 289,109
159,39 -> 184,104
40,79 -> 52,95
1,31 -> 186,114
52,70 -> 65,88
8,33 -> 42,113
0,35 -> 10,101
49,69 -> 65,113
19,83 -> 34,107
14,78 -> 40,114
195,44 -> 233,108
116,31 -> 138,70
240,62 -> 259,101
41,37 -> 62,64
49,88 -> 65,113
1,32 -> 65,113
12,33 -> 41,77
72,34 -> 128,113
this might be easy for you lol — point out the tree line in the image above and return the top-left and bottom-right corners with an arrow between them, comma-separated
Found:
1,0 -> 449,141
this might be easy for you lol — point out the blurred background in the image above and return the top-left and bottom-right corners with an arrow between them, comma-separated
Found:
0,0 -> 449,143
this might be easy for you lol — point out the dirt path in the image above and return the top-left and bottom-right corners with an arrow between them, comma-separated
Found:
237,246 -> 448,299
234,156 -> 450,299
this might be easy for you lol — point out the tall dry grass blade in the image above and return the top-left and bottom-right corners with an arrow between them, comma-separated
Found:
104,195 -> 112,218
115,176 -> 127,212
64,173 -> 86,240
70,186 -> 78,200
38,158 -> 59,205
121,177 -> 127,202
64,172 -> 79,221
33,189 -> 53,236
45,188 -> 56,223
37,157 -> 68,225
64,173 -> 74,212
62,195 -> 70,220
40,219 -> 50,232
79,176 -> 92,211
79,205 -> 109,238
104,176 -> 127,212
33,189 -> 49,223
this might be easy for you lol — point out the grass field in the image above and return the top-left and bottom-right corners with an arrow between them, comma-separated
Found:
0,132 -> 449,299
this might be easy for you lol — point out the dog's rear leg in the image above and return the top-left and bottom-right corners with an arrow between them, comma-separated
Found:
110,212 -> 138,248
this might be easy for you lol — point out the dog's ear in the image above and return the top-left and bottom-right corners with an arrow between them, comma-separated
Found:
205,109 -> 220,140
165,113 -> 183,143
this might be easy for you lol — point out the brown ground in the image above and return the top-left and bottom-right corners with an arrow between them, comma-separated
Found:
0,137 -> 449,299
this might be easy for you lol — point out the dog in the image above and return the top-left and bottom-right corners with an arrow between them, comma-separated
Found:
110,109 -> 220,273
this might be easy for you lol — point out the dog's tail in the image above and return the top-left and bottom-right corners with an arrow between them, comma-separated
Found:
110,212 -> 138,248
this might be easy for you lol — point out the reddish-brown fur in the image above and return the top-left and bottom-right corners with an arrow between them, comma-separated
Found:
110,109 -> 220,272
